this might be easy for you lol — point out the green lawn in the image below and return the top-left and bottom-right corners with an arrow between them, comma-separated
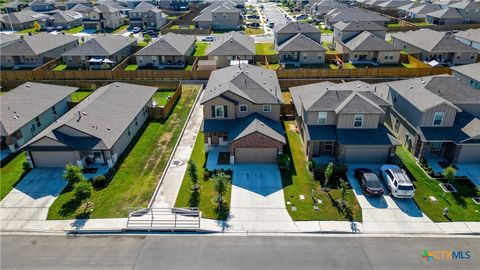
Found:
71,90 -> 93,102
125,64 -> 139,70
329,62 -> 355,69
396,147 -> 480,222
47,85 -> 201,219
112,25 -> 128,34
52,64 -> 67,71
170,25 -> 195,29
322,42 -> 338,54
193,42 -> 208,57
17,27 -> 37,34
166,15 -> 178,20
174,132 -> 232,220
283,121 -> 362,221
282,92 -> 292,104
0,153 -> 27,200
255,43 -> 277,55
137,42 -> 148,47
185,65 -> 193,71
414,22 -> 432,26
320,28 -> 333,34
153,91 -> 175,107
245,27 -> 264,35
64,26 -> 84,34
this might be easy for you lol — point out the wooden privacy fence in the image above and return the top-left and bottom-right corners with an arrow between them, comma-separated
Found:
281,103 -> 295,120
148,83 -> 182,120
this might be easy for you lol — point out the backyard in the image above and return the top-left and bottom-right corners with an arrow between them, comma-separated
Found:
245,27 -> 264,35
255,43 -> 277,55
282,121 -> 362,221
0,153 -> 27,200
193,42 -> 208,57
47,85 -> 201,219
71,89 -> 93,102
153,90 -> 176,107
396,147 -> 480,222
64,26 -> 84,34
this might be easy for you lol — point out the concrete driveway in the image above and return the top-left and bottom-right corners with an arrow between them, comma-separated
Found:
346,164 -> 441,233
228,164 -> 297,232
0,169 -> 67,223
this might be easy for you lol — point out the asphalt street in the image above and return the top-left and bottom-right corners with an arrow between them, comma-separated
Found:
262,4 -> 289,26
2,235 -> 479,270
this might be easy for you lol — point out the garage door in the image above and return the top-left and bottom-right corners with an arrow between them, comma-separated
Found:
457,145 -> 480,163
235,148 -> 278,163
343,146 -> 390,164
31,151 -> 77,168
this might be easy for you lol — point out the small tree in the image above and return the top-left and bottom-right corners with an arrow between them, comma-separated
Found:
187,160 -> 199,190
143,34 -> 152,44
74,181 -> 92,202
213,172 -> 230,208
339,178 -> 348,206
33,21 -> 41,31
63,164 -> 85,186
324,162 -> 334,189
442,166 -> 456,183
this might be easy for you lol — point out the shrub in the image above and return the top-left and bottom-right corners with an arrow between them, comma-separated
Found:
22,161 -> 31,172
308,160 -> 314,172
63,164 -> 85,186
93,175 -> 108,188
203,170 -> 210,181
277,154 -> 290,170
74,181 -> 92,202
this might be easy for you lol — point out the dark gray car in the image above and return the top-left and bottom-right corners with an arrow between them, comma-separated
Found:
360,172 -> 384,196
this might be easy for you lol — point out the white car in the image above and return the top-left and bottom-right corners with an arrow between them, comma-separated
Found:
380,165 -> 415,199
202,36 -> 214,42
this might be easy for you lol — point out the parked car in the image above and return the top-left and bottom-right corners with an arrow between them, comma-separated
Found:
56,26 -> 63,31
269,22 -> 275,28
132,27 -> 141,34
142,30 -> 158,37
46,27 -> 54,32
380,165 -> 415,199
355,168 -> 384,196
202,36 -> 214,42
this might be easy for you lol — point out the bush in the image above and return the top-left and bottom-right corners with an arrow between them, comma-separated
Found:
203,170 -> 210,181
74,181 -> 92,201
22,161 -> 31,172
93,175 -> 108,188
308,160 -> 314,172
63,164 -> 85,186
277,154 -> 290,170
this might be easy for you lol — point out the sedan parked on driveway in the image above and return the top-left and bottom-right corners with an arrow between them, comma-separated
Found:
380,165 -> 415,199
354,168 -> 384,196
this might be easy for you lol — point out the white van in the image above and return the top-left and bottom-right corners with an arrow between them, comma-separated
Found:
380,165 -> 415,199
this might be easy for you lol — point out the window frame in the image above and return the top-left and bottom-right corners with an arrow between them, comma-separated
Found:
262,104 -> 272,112
432,112 -> 444,126
317,111 -> 327,125
215,105 -> 225,118
239,104 -> 248,112
353,114 -> 364,128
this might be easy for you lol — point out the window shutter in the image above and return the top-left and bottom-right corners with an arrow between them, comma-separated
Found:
211,105 -> 215,118
224,105 -> 228,118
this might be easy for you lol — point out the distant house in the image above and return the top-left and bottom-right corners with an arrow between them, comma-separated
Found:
306,0 -> 345,19
274,22 -> 325,66
451,63 -> 480,90
0,33 -> 20,48
397,3 -> 441,19
205,31 -> 255,68
425,8 -> 463,25
200,64 -> 285,164
135,33 -> 196,69
29,0 -> 56,13
290,80 -> 399,163
0,82 -> 78,154
62,35 -> 136,69
1,0 -> 29,13
82,4 -> 124,30
0,10 -> 52,31
70,3 -> 94,17
65,0 -> 93,10
23,82 -> 157,168
392,29 -> 478,65
454,28 -> 480,50
157,0 -> 203,11
193,1 -> 241,30
323,7 -> 389,28
1,33 -> 79,69
117,0 -> 156,9
447,0 -> 480,23
51,10 -> 83,29
128,1 -> 167,30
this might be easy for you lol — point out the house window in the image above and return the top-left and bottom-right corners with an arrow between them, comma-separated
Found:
433,112 -> 444,126
35,117 -> 41,127
93,151 -> 102,159
394,118 -> 400,132
389,55 -> 393,59
324,142 -> 333,150
127,127 -> 131,136
354,114 -> 363,127
239,105 -> 248,112
263,104 -> 272,112
134,116 -> 138,126
317,112 -> 327,125
431,142 -> 442,152
384,55 -> 388,60
138,56 -> 143,63
215,105 -> 225,118
471,55 -> 475,60
51,106 -> 57,115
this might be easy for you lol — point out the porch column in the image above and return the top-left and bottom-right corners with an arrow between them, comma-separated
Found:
417,141 -> 425,160
229,146 -> 235,165
452,145 -> 462,164
15,130 -> 24,147
104,151 -> 114,168
111,153 -> 118,165
6,135 -> 16,153
25,151 -> 34,168
74,151 -> 83,167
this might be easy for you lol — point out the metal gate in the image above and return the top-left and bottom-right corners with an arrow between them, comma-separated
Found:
126,208 -> 201,231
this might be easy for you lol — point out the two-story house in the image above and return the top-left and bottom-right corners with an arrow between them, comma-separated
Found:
379,75 -> 480,165
392,29 -> 478,65
205,31 -> 255,68
274,22 -> 325,67
51,10 -> 83,30
447,0 -> 480,23
29,0 -> 56,13
128,1 -> 168,30
200,64 -> 285,164
83,4 -> 123,30
323,7 -> 389,28
451,63 -> 480,89
0,82 -> 78,155
454,28 -> 480,50
290,80 -> 399,164
193,1 -> 241,30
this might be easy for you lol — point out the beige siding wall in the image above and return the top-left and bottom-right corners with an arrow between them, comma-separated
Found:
337,113 -> 380,128
419,103 -> 457,127
304,111 -> 337,125
202,96 -> 236,119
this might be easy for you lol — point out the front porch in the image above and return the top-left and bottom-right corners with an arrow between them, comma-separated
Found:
205,145 -> 232,171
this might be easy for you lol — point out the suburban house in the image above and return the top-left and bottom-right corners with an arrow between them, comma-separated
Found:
425,8 -> 463,25
82,4 -> 124,30
454,28 -> 480,50
117,0 -> 156,9
290,80 -> 399,164
205,31 -> 255,68
323,7 -> 389,28
157,0 -> 204,11
397,3 -> 441,19
1,33 -> 79,69
29,0 -> 56,13
135,33 -> 196,69
128,1 -> 168,30
333,21 -> 400,65
23,82 -> 157,169
447,0 -> 480,23
70,3 -> 95,17
274,22 -> 325,66
193,1 -> 241,30
391,29 -> 478,65
62,35 -> 136,69
306,0 -> 345,19
1,1 -> 29,13
65,0 -> 92,10
0,10 -> 51,31
451,63 -> 480,90
0,82 -> 78,154
379,75 -> 480,165
0,33 -> 20,48
200,64 -> 285,164
51,10 -> 83,29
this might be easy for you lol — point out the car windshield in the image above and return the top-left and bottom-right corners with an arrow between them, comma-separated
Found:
367,180 -> 382,188
398,185 -> 414,191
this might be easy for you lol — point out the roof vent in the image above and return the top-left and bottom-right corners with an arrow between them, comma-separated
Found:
420,79 -> 425,84
116,83 -> 120,87
26,84 -> 31,88
357,84 -> 361,88
107,127 -> 111,131
409,85 -> 414,89
83,112 -> 87,115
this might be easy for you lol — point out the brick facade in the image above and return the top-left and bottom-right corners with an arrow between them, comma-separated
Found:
229,132 -> 284,156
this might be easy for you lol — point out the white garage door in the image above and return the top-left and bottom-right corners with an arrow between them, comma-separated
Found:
235,148 -> 278,163
457,145 -> 480,163
31,151 -> 77,168
343,146 -> 390,164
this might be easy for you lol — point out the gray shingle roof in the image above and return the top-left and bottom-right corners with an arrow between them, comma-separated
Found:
337,124 -> 400,145
326,8 -> 389,23
274,21 -> 319,34
193,1 -> 240,22
344,31 -> 399,52
455,28 -> 480,44
392,29 -> 478,53
426,7 -> 462,19
277,33 -> 325,52
51,10 -> 83,23
70,3 -> 93,13
205,31 -> 255,56
0,33 -> 20,46
377,0 -> 411,8
333,21 -> 387,32
135,33 -> 195,56
62,35 -> 135,57
451,63 -> 480,82
1,33 -> 78,56
0,9 -> 51,24
201,64 -> 283,104
0,82 -> 78,136
24,82 -> 157,150
423,76 -> 480,104
407,3 -> 441,15
130,1 -> 157,12
419,111 -> 480,144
